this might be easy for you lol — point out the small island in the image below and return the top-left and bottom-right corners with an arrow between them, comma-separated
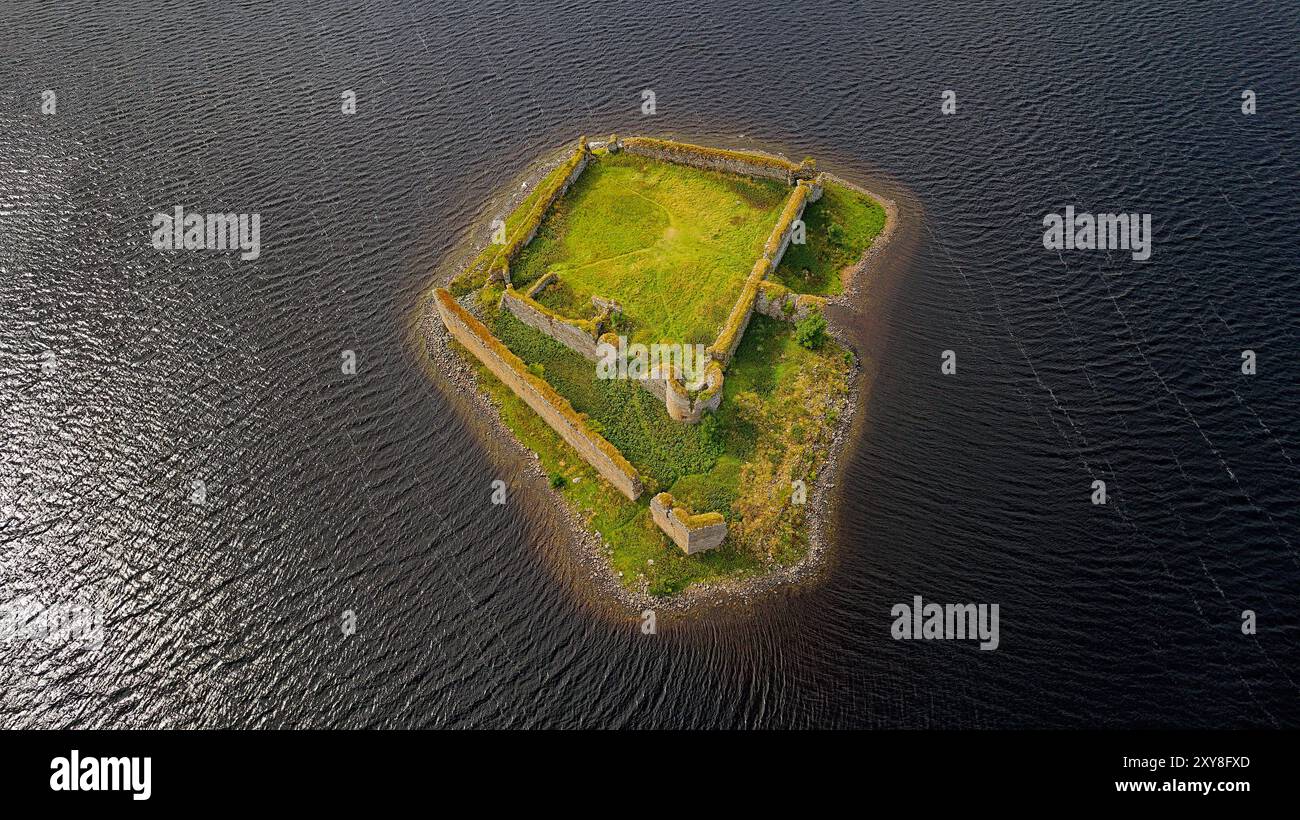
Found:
428,135 -> 892,600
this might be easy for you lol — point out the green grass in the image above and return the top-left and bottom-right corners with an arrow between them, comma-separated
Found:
712,313 -> 852,561
666,455 -> 742,521
770,181 -> 886,296
509,152 -> 788,346
534,277 -> 597,320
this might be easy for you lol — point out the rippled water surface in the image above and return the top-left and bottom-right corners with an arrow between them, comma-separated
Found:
2,0 -> 1297,728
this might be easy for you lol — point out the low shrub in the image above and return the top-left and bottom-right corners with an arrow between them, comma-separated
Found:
795,312 -> 828,350
699,411 -> 720,447
825,221 -> 847,246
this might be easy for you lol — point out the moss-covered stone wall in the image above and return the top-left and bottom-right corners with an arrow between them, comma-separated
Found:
435,288 -> 644,501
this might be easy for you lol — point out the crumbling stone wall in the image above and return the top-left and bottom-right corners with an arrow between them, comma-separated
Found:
764,180 -> 817,269
491,139 -> 591,281
707,179 -> 819,366
618,136 -> 813,185
525,271 -> 556,299
500,287 -> 602,360
505,284 -> 725,424
435,289 -> 643,501
755,281 -> 826,323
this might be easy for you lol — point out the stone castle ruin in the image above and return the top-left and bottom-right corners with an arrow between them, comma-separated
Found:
435,136 -> 832,553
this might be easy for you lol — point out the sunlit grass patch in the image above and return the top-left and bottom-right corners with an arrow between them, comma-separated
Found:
510,153 -> 788,345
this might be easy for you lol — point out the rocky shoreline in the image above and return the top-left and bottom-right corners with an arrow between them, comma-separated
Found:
414,146 -> 903,616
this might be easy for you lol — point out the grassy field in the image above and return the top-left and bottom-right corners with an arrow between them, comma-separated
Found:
510,152 -> 788,345
475,304 -> 850,595
770,181 -> 886,296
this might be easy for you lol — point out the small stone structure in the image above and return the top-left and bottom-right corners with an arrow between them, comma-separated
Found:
663,358 -> 724,422
755,281 -> 826,323
650,492 -> 727,554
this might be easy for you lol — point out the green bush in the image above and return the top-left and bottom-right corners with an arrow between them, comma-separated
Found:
825,221 -> 847,246
699,412 -> 720,448
550,472 -> 567,488
795,313 -> 828,350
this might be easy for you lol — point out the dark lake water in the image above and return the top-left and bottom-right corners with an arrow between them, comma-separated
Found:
2,0 -> 1297,728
